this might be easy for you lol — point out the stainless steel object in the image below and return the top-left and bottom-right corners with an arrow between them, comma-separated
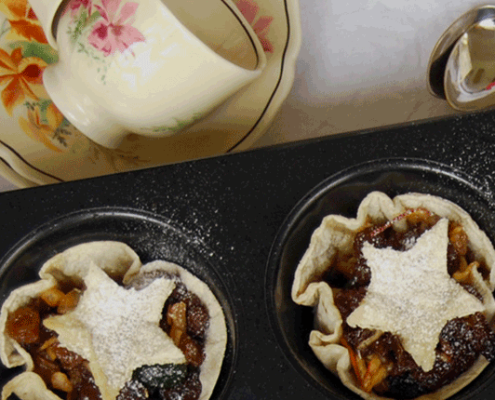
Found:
427,5 -> 495,101
444,8 -> 495,111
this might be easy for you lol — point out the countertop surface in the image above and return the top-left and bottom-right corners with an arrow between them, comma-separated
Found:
254,0 -> 469,148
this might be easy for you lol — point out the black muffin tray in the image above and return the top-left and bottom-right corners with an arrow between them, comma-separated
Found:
2,110 -> 495,399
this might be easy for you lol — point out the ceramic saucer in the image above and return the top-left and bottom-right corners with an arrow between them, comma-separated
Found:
0,0 -> 301,186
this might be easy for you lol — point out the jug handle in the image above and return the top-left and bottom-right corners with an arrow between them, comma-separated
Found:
29,0 -> 66,49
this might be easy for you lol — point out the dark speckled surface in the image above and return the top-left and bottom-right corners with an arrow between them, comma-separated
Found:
2,110 -> 495,399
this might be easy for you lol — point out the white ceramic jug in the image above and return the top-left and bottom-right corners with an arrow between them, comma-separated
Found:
29,0 -> 266,148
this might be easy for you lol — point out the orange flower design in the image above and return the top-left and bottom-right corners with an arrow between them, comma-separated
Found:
19,103 -> 64,152
0,48 -> 47,115
0,0 -> 48,43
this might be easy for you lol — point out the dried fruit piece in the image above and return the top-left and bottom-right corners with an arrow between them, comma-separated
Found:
40,287 -> 65,307
449,225 -> 469,256
57,289 -> 81,314
179,335 -> 205,367
6,307 -> 40,345
167,302 -> 187,346
117,380 -> 147,400
51,371 -> 73,392
132,363 -> 187,393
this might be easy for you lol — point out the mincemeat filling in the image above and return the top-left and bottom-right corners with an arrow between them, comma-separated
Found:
323,209 -> 495,398
6,272 -> 209,400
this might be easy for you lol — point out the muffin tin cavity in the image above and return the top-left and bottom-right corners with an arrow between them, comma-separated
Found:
266,158 -> 495,400
0,207 -> 237,399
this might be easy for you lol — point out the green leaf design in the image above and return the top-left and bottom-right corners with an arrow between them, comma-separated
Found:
37,99 -> 55,124
69,10 -> 101,45
152,114 -> 203,134
87,11 -> 102,26
70,10 -> 88,44
24,100 -> 61,126
53,126 -> 72,147
10,41 -> 59,64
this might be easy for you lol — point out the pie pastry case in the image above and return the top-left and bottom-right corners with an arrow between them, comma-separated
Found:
2,110 -> 495,399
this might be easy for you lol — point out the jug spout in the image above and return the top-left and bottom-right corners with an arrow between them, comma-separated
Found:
29,0 -> 65,48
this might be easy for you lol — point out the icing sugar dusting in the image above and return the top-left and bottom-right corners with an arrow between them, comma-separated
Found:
402,236 -> 416,250
44,264 -> 186,396
347,219 -> 484,371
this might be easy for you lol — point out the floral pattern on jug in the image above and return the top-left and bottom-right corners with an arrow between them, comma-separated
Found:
65,0 -> 145,57
63,0 -> 146,84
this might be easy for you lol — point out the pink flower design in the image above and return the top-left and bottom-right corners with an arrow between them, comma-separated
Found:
87,0 -> 145,57
63,0 -> 93,17
236,0 -> 274,53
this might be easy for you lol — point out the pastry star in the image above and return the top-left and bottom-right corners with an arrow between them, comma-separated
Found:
346,218 -> 484,372
44,264 -> 185,400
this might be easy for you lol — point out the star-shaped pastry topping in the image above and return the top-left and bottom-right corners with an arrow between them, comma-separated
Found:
44,264 -> 185,400
346,218 -> 484,371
